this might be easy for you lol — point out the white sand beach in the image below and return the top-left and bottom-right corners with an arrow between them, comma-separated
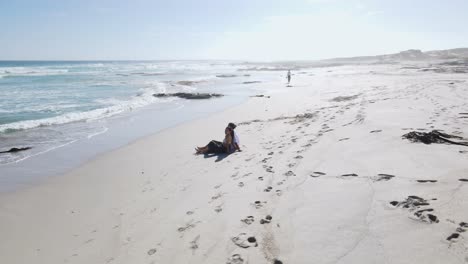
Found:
1,63 -> 468,264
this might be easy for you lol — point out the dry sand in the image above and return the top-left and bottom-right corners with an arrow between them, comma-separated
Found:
1,64 -> 468,264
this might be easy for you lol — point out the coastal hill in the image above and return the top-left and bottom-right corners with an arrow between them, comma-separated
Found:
325,47 -> 468,63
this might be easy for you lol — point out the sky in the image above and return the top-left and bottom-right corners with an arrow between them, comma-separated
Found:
0,0 -> 467,61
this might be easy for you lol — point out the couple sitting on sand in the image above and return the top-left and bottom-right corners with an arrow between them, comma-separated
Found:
195,123 -> 240,155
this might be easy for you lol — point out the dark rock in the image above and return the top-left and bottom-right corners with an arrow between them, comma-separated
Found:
153,93 -> 223,100
0,147 -> 32,154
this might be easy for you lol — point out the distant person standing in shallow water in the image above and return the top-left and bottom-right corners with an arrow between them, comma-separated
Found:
287,70 -> 291,84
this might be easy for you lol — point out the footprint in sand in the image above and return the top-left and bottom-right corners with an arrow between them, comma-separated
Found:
264,186 -> 273,192
253,201 -> 267,209
238,182 -> 245,187
370,130 -> 383,133
147,248 -> 157,255
311,171 -> 326,178
342,173 -> 358,177
416,180 -> 438,183
374,174 -> 395,181
190,235 -> 200,252
276,190 -> 283,196
284,171 -> 296,177
446,233 -> 460,242
339,138 -> 350,142
214,205 -> 223,213
459,179 -> 468,182
258,176 -> 264,181
445,222 -> 468,244
260,215 -> 273,224
231,233 -> 258,248
178,220 -> 200,234
294,155 -> 303,159
226,254 -> 244,264
241,216 -> 255,225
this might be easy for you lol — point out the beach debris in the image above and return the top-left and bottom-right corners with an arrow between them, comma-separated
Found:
231,233 -> 258,248
390,196 -> 439,223
402,130 -> 468,146
0,147 -> 32,154
153,93 -> 223,100
226,254 -> 244,264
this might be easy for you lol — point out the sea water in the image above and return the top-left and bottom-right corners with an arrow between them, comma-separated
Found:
0,61 -> 280,191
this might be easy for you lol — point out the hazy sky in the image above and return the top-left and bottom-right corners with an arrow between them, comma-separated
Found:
1,0 -> 467,60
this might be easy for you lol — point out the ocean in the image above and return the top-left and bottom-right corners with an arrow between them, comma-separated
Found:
0,61 -> 280,190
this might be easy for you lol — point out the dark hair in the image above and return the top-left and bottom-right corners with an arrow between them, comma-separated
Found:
228,122 -> 237,129
226,127 -> 235,139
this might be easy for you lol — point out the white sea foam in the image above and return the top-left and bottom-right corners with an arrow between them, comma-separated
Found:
1,67 -> 69,77
0,86 -> 167,133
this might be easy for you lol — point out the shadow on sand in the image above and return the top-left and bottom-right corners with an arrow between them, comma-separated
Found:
204,153 -> 230,162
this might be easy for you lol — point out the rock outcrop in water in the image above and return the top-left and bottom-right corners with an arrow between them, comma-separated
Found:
402,130 -> 468,146
153,93 -> 224,100
0,147 -> 32,154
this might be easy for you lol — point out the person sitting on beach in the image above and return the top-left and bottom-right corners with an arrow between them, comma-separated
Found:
228,122 -> 241,151
195,127 -> 236,154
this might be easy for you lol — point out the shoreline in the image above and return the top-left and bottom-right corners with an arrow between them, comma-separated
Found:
0,90 -> 253,193
1,64 -> 468,263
